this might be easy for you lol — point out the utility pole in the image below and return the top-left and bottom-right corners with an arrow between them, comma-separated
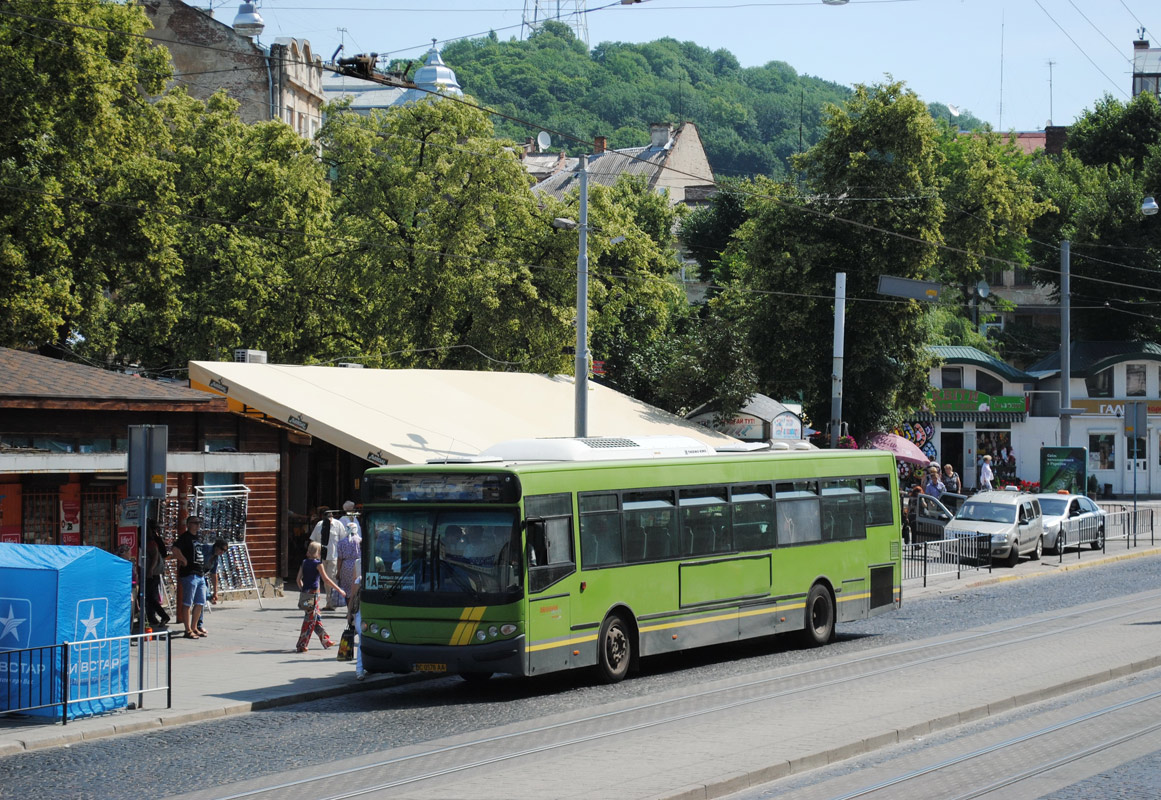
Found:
575,155 -> 589,438
829,273 -> 846,449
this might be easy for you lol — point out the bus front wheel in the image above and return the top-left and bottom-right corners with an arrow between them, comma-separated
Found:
597,613 -> 632,683
803,584 -> 834,647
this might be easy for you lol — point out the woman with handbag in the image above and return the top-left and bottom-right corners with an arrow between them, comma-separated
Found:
295,541 -> 345,653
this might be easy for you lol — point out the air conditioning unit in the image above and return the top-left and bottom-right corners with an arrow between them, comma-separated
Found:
337,362 -> 364,368
234,349 -> 267,363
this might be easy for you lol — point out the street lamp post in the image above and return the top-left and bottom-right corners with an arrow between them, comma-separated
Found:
575,155 -> 589,438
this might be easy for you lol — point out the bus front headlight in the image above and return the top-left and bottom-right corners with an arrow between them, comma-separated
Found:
501,624 -> 517,636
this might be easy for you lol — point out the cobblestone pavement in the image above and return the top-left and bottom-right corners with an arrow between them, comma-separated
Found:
3,554 -> 1161,799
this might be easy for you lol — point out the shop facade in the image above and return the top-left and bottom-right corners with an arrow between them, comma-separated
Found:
0,348 -> 288,584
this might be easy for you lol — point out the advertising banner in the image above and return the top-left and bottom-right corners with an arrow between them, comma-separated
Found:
60,500 -> 82,546
1041,447 -> 1088,494
0,544 -> 131,719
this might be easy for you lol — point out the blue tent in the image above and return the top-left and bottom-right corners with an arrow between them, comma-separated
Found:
0,543 -> 131,719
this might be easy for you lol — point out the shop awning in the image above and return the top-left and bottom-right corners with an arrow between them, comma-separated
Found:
188,363 -> 739,465
916,411 -> 1026,424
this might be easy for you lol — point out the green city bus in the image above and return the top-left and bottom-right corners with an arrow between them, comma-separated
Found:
358,436 -> 902,683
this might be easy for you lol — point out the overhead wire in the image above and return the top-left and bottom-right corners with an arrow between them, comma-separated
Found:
1032,0 -> 1130,98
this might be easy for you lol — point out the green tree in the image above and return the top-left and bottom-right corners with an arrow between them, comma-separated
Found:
1028,93 -> 1161,342
724,81 -> 945,437
319,96 -> 576,371
934,123 -> 1051,346
0,0 -> 174,352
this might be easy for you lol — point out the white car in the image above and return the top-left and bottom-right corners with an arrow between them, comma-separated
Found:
944,491 -> 1044,568
1035,493 -> 1106,553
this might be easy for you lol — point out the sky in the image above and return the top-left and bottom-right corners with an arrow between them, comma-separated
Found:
228,0 -> 1156,133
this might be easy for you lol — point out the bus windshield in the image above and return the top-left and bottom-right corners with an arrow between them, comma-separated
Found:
364,509 -> 522,602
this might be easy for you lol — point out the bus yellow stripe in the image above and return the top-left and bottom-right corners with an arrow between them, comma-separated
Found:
450,606 -> 488,646
528,591 -> 894,654
526,633 -> 599,653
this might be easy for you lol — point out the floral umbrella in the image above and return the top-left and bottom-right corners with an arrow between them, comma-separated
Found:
861,432 -> 931,466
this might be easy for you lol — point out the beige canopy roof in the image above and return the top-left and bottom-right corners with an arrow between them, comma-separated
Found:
188,362 -> 737,465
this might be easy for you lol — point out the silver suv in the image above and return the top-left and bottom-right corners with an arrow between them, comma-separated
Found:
944,490 -> 1044,567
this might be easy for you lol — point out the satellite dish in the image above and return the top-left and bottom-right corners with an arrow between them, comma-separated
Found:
946,104 -> 960,117
976,280 -> 990,299
536,131 -> 552,152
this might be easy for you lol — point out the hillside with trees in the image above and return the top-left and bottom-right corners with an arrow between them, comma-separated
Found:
439,23 -> 852,178
439,23 -> 989,180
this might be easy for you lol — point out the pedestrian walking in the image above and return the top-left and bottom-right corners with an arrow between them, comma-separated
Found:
335,522 -> 361,603
174,515 -> 207,639
339,500 -> 362,539
979,454 -> 994,491
295,541 -> 345,652
942,463 -> 961,495
923,465 -> 945,499
309,507 -> 347,610
196,539 -> 229,635
145,520 -> 171,628
347,574 -> 365,680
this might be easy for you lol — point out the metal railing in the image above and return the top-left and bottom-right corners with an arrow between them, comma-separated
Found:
1,631 -> 171,724
1054,508 -> 1155,563
903,534 -> 992,587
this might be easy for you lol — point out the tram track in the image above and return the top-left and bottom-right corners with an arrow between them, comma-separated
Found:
192,589 -> 1161,800
780,675 -> 1161,799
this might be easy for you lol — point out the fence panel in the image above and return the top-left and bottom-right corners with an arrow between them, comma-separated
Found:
1,632 -> 171,724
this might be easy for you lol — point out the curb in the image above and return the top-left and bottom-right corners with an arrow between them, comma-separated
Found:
0,671 -> 422,756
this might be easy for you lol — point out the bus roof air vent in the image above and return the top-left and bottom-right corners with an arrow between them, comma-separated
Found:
480,435 -> 715,462
580,437 -> 640,448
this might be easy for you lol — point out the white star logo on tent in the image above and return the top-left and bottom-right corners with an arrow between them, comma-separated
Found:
0,604 -> 25,642
78,606 -> 103,640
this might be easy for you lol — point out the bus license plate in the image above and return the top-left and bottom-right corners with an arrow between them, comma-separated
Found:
413,662 -> 447,673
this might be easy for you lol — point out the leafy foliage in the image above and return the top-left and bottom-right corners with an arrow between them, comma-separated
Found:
1027,92 -> 1161,343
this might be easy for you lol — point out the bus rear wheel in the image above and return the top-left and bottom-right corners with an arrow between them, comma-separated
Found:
597,613 -> 632,683
803,584 -> 834,647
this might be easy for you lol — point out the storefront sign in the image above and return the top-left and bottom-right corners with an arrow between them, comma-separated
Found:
1072,399 -> 1161,417
771,412 -> 802,440
1040,447 -> 1088,494
929,389 -> 1024,413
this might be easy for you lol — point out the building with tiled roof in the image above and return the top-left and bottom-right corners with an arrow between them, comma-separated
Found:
531,122 -> 715,208
0,348 -> 287,584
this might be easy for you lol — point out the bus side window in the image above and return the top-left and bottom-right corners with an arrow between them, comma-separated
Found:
526,493 -> 578,594
731,485 -> 774,551
579,492 -> 622,568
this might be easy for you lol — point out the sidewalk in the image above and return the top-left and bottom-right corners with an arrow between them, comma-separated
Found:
4,544 -> 1161,757
0,596 -> 397,757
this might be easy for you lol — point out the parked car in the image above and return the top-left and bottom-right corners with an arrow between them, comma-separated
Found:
944,490 -> 1044,567
902,492 -> 957,543
1036,492 -> 1106,553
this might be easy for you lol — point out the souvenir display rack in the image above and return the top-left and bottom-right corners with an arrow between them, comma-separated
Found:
157,485 -> 260,610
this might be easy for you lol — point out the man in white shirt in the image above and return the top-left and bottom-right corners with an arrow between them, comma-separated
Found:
309,507 -> 346,610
